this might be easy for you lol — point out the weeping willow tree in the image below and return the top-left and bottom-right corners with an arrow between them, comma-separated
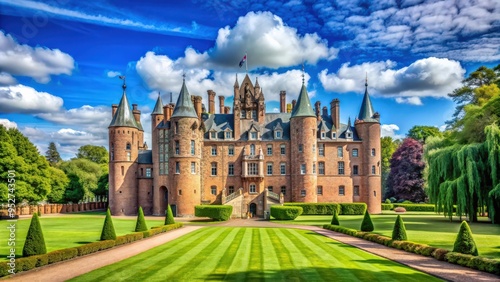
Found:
426,124 -> 500,223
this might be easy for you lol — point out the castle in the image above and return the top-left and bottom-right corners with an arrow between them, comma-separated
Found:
108,73 -> 381,217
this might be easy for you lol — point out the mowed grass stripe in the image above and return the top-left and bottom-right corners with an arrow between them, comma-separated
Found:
259,228 -> 285,282
266,228 -> 304,281
210,228 -> 247,280
246,228 -> 264,281
225,228 -> 253,281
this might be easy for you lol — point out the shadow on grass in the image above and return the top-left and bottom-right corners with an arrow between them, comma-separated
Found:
74,241 -> 93,245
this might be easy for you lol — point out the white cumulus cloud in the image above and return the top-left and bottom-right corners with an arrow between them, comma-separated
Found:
0,118 -> 17,129
0,84 -> 64,113
381,124 -> 403,139
0,72 -> 17,86
395,97 -> 423,105
107,71 -> 122,78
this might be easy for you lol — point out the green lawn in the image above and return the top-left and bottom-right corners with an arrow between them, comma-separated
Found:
0,213 -> 164,260
70,227 -> 441,282
273,213 -> 500,259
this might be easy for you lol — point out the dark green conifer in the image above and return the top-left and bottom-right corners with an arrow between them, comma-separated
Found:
330,209 -> 340,225
360,210 -> 374,232
22,213 -> 47,256
100,208 -> 116,240
135,206 -> 148,232
165,204 -> 175,225
392,215 -> 407,241
453,221 -> 478,256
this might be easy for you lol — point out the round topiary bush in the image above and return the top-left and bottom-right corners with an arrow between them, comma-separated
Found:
100,208 -> 117,240
453,221 -> 478,256
22,213 -> 46,257
330,209 -> 340,225
165,204 -> 175,225
270,206 -> 303,220
135,206 -> 148,232
392,215 -> 407,241
394,207 -> 406,213
360,210 -> 374,232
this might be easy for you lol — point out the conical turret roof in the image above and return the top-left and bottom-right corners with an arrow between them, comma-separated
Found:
291,82 -> 315,118
151,93 -> 164,115
109,86 -> 139,128
172,79 -> 197,118
358,80 -> 376,121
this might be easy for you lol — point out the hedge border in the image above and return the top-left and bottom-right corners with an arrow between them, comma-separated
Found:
270,206 -> 303,220
283,203 -> 340,215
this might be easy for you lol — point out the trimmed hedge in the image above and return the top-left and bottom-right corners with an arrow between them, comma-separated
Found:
100,208 -> 116,240
340,203 -> 367,215
322,224 -> 359,236
381,203 -> 393,210
165,204 -> 175,225
360,211 -> 374,232
392,203 -> 435,212
22,213 -> 46,256
284,203 -> 340,215
195,205 -> 233,221
47,248 -> 78,264
135,206 -> 148,232
270,206 -> 303,220
446,252 -> 500,275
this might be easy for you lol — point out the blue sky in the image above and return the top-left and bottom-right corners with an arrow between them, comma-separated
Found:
0,0 -> 499,159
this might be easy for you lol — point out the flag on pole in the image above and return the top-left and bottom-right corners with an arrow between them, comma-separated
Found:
239,55 -> 247,67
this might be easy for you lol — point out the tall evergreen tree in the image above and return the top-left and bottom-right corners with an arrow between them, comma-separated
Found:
135,206 -> 148,232
100,208 -> 116,240
22,213 -> 47,256
45,142 -> 62,166
165,204 -> 175,225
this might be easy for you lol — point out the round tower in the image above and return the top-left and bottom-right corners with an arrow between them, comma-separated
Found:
168,78 -> 201,216
290,75 -> 317,203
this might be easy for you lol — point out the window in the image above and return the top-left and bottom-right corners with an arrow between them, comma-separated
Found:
319,162 -> 325,175
228,145 -> 234,156
267,186 -> 273,192
225,131 -> 231,139
191,140 -> 195,155
298,144 -> 303,152
337,146 -> 343,157
211,163 -> 217,176
174,122 -> 179,133
111,152 -> 114,161
126,143 -> 131,150
267,144 -> 273,155
228,186 -> 235,194
250,184 -> 256,193
175,162 -> 180,174
211,186 -> 217,195
354,186 -> 360,196
275,131 -> 282,139
313,144 -> 316,152
319,144 -> 324,156
281,186 -> 286,195
317,186 -> 323,195
252,110 -> 257,119
228,164 -> 234,176
353,165 -> 359,175
313,163 -> 316,174
248,163 -> 258,175
301,190 -> 306,197
280,144 -> 286,155
175,141 -> 180,155
332,132 -> 336,139
127,151 -> 131,161
321,132 -> 325,139
210,131 -> 217,139
371,148 -> 376,156
211,145 -> 217,156
267,163 -> 273,175
250,131 -> 257,140
191,162 -> 196,174
346,133 -> 352,138
300,164 -> 306,174
280,163 -> 286,175
372,165 -> 376,174
178,189 -> 182,195
241,110 -> 246,118
352,148 -> 358,157
339,185 -> 345,196
146,168 -> 151,177
121,166 -> 124,176
338,161 -> 345,175
250,144 -> 255,156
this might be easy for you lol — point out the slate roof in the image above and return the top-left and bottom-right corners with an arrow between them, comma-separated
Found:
138,150 -> 152,164
172,79 -> 197,118
151,94 -> 164,115
109,91 -> 139,129
357,81 -> 378,122
291,83 -> 315,118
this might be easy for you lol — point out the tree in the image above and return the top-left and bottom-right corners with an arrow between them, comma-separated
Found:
135,206 -> 148,232
22,213 -> 46,256
392,215 -> 407,241
76,145 -> 109,164
95,173 -> 109,197
165,204 -> 175,225
60,158 -> 103,200
452,221 -> 478,256
381,136 -> 399,199
407,126 -> 442,144
360,211 -> 374,232
64,174 -> 85,203
45,142 -> 62,166
385,138 -> 426,202
330,209 -> 340,226
46,166 -> 69,203
100,209 -> 116,240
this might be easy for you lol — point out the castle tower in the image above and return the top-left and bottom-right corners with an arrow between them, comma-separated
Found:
233,74 -> 241,139
290,74 -> 317,203
151,93 -> 164,132
354,78 -> 381,214
169,77 -> 202,216
108,77 -> 141,215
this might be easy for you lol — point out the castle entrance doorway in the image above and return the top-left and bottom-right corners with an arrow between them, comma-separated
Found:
249,203 -> 257,217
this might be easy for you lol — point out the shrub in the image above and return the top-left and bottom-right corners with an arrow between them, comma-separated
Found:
195,205 -> 233,221
360,210 -> 374,232
389,197 -> 397,203
402,200 -> 413,204
445,252 -> 500,275
47,248 -> 78,264
453,221 -> 478,256
322,224 -> 358,236
381,203 -> 393,210
270,206 -> 303,220
330,209 -> 340,225
100,208 -> 116,240
392,215 -> 407,241
384,199 -> 391,204
431,248 -> 449,261
284,203 -> 340,215
392,203 -> 434,212
165,204 -> 175,225
394,207 -> 406,213
0,262 -> 10,277
340,203 -> 367,215
15,256 -> 37,272
135,206 -> 148,232
22,213 -> 46,256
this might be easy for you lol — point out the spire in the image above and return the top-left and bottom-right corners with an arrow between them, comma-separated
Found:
255,77 -> 260,88
169,92 -> 173,104
347,116 -> 352,127
234,74 -> 239,88
109,76 -> 139,128
357,76 -> 376,121
171,75 -> 197,118
151,92 -> 164,115
291,70 -> 315,118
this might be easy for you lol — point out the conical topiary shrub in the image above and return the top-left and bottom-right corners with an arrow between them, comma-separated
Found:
453,221 -> 478,256
135,206 -> 148,232
22,213 -> 47,256
330,209 -> 340,225
392,215 -> 407,241
360,210 -> 374,232
100,208 -> 116,240
165,204 -> 175,225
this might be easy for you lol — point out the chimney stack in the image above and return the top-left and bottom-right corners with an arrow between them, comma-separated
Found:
330,99 -> 340,129
112,104 -> 118,117
287,103 -> 292,113
164,104 -> 174,121
315,101 -> 321,120
219,96 -> 225,114
224,106 -> 231,114
291,99 -> 297,110
322,106 -> 328,116
132,104 -> 141,124
194,96 -> 202,118
207,90 -> 216,114
280,91 -> 286,113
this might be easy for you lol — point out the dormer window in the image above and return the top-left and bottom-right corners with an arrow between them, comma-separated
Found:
275,131 -> 282,139
332,132 -> 337,139
225,131 -> 232,139
250,131 -> 257,140
321,132 -> 325,139
210,130 -> 217,140
346,132 -> 352,139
